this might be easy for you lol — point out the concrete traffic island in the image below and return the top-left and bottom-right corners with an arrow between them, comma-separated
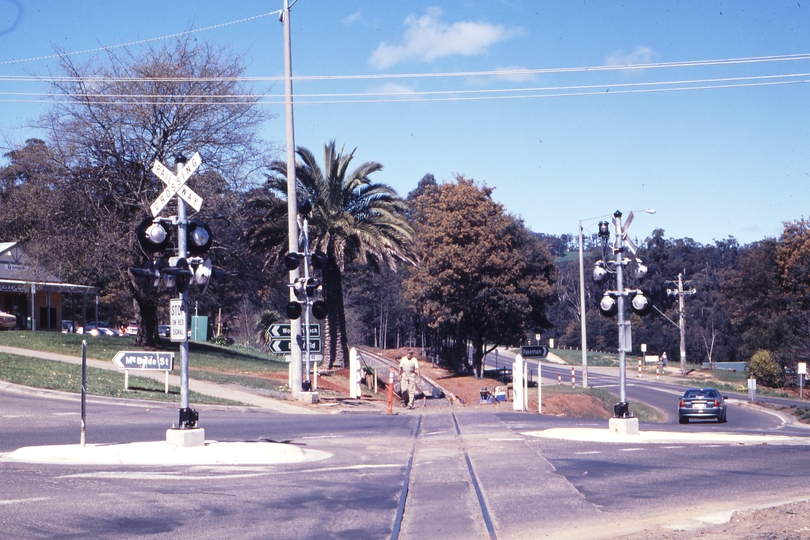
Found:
523,427 -> 810,445
167,427 -> 205,447
1,440 -> 332,466
608,417 -> 639,435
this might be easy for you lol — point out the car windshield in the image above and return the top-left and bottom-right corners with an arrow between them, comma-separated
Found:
684,388 -> 719,399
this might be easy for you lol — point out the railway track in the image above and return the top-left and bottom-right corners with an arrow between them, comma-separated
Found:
354,347 -> 455,408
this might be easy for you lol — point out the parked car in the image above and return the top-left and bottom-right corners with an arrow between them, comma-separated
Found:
158,325 -> 171,338
678,387 -> 727,424
87,326 -> 119,337
124,321 -> 138,336
0,310 -> 17,329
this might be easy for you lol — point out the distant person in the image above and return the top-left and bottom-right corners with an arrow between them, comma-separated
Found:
399,350 -> 420,409
661,352 -> 668,367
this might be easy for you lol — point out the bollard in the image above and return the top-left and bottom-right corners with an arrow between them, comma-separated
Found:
638,357 -> 642,378
387,370 -> 394,414
656,364 -> 660,381
571,366 -> 575,387
558,374 -> 561,385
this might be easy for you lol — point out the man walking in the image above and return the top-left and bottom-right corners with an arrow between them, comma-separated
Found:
399,350 -> 420,409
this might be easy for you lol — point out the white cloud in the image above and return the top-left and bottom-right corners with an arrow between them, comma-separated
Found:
341,10 -> 363,25
604,46 -> 656,67
369,7 -> 521,69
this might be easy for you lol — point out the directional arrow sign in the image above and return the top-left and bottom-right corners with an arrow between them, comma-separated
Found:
521,345 -> 549,358
269,338 -> 322,354
150,152 -> 203,216
112,351 -> 174,371
268,324 -> 320,339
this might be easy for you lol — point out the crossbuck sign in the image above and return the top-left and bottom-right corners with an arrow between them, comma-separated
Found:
150,152 -> 203,216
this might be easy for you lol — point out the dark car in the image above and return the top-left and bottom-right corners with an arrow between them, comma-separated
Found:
679,387 -> 727,424
158,325 -> 171,338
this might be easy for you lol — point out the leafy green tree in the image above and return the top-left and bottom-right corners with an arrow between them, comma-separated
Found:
245,142 -> 414,368
404,176 -> 555,376
746,350 -> 784,388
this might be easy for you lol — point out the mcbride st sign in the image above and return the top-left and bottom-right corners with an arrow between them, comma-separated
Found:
112,351 -> 174,371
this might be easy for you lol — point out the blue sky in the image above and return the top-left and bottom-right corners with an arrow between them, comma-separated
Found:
1,1 -> 809,246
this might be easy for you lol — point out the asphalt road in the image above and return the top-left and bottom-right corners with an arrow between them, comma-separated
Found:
4,381 -> 810,540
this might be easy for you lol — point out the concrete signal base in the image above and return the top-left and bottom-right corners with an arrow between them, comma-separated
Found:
166,428 -> 206,448
299,391 -> 319,404
609,417 -> 639,436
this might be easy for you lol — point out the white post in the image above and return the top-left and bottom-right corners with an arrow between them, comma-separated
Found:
537,360 -> 542,414
349,347 -> 361,399
124,369 -> 129,391
523,360 -> 528,411
313,360 -> 318,390
513,354 -> 525,412
165,371 -> 169,394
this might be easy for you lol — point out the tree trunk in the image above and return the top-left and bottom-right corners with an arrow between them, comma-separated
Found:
324,248 -> 349,368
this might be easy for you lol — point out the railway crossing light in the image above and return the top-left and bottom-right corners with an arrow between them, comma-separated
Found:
136,217 -> 172,253
630,290 -> 653,316
186,220 -> 213,255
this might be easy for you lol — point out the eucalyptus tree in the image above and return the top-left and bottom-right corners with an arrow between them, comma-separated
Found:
245,141 -> 414,368
404,176 -> 556,376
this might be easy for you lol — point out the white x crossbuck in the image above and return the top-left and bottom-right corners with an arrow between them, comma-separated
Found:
150,152 -> 204,216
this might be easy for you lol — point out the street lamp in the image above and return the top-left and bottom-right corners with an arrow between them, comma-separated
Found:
578,209 -> 655,390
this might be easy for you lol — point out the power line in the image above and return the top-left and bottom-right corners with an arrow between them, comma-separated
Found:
0,74 -> 806,106
0,10 -> 282,67
1,52 -> 809,84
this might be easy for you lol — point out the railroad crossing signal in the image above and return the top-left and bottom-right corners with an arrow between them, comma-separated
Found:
150,152 -> 203,216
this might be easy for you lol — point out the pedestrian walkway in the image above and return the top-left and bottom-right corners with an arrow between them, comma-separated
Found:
0,345 -> 315,414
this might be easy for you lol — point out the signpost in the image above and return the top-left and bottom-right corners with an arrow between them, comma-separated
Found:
269,337 -> 322,354
268,324 -> 321,354
521,345 -> 549,358
268,323 -> 320,338
112,350 -> 174,394
113,351 -> 174,370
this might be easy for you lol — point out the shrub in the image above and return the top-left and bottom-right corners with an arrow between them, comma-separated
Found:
746,350 -> 784,388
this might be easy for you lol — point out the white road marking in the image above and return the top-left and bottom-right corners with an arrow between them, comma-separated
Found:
574,451 -> 601,455
59,463 -> 402,481
619,448 -> 645,452
0,497 -> 50,505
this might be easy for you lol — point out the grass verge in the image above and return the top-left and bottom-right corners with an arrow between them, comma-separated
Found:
0,331 -> 291,395
0,352 -> 248,406
541,384 -> 664,422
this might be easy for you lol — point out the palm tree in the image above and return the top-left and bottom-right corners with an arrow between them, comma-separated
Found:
246,141 -> 414,367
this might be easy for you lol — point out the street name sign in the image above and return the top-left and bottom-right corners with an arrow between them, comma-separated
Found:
268,324 -> 320,338
269,338 -> 322,354
521,345 -> 549,358
150,152 -> 203,216
170,298 -> 188,343
113,351 -> 174,371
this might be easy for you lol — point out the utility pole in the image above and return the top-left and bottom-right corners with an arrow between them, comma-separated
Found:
281,0 -> 302,399
667,273 -> 696,375
578,221 -> 588,388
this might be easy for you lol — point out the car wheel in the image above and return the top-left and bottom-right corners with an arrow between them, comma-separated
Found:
679,416 -> 688,424
718,412 -> 727,423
